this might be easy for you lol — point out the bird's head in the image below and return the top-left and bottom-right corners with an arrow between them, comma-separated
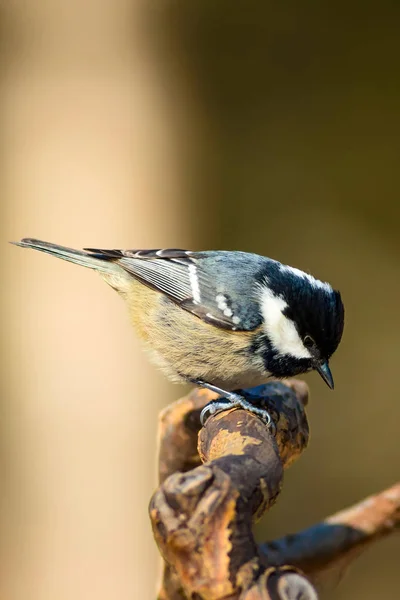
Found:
255,262 -> 345,387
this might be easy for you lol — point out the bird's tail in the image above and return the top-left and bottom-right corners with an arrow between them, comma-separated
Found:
11,238 -> 117,273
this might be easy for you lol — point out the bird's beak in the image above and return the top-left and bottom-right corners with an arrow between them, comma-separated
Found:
316,361 -> 334,389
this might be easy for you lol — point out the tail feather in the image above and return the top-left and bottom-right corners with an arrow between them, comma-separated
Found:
11,238 -> 117,273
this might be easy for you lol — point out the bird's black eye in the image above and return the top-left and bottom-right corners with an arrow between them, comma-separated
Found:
304,335 -> 315,348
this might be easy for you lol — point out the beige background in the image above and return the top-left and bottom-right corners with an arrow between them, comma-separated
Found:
1,1 -> 399,599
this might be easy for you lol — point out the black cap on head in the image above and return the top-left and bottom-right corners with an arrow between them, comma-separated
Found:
263,261 -> 345,362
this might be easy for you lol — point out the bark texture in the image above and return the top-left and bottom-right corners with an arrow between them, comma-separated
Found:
149,381 -> 399,599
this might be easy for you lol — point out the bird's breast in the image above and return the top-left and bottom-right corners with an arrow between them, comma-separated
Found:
114,280 -> 268,389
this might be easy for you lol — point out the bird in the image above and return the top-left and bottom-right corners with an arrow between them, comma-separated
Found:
12,238 -> 345,427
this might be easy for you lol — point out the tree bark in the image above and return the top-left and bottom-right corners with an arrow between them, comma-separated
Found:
150,381 -> 317,599
150,381 -> 399,599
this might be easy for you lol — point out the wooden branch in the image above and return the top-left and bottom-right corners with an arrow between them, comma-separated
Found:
260,482 -> 400,592
149,381 -> 399,599
150,381 -> 317,599
157,380 -> 310,484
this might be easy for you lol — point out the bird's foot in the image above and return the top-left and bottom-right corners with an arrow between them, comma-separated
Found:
196,381 -> 274,430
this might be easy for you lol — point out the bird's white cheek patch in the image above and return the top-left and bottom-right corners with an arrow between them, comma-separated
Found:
258,287 -> 311,359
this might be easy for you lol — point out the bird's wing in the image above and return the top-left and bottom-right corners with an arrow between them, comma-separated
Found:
84,247 -> 263,331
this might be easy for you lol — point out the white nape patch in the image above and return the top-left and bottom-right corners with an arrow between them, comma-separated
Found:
279,264 -> 332,292
188,264 -> 201,304
258,286 -> 311,359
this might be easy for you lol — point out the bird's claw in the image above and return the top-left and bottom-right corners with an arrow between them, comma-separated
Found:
200,394 -> 274,431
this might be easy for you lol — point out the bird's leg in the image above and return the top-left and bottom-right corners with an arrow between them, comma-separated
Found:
194,380 -> 273,429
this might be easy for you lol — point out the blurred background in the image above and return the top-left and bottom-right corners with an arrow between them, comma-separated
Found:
1,1 -> 399,599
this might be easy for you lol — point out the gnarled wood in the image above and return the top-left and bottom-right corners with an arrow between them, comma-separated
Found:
150,381 -> 315,599
150,381 -> 399,599
260,482 -> 400,593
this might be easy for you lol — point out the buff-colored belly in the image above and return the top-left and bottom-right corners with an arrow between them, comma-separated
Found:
103,273 -> 268,390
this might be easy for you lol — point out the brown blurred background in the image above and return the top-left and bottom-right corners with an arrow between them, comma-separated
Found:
1,1 -> 399,599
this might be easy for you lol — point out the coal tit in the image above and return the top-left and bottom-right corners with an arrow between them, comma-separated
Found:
13,239 -> 345,426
